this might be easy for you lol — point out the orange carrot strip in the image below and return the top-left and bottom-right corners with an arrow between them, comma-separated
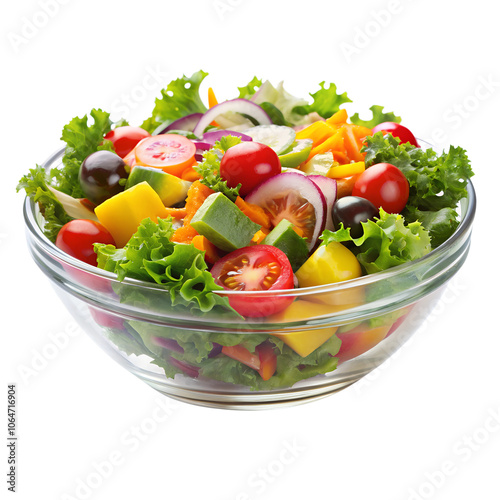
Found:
235,196 -> 271,228
192,235 -> 220,264
171,181 -> 214,243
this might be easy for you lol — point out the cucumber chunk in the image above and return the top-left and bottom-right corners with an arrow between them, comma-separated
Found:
190,193 -> 261,252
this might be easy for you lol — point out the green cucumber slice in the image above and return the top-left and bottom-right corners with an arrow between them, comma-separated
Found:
243,124 -> 296,155
278,139 -> 313,168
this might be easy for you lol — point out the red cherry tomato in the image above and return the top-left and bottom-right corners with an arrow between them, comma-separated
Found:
134,134 -> 196,177
352,163 -> 409,213
372,122 -> 420,147
104,126 -> 150,158
210,245 -> 294,317
56,219 -> 115,266
220,142 -> 281,196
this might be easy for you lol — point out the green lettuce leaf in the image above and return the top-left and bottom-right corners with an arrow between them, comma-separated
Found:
140,70 -> 209,133
95,217 -> 231,314
55,108 -> 115,198
193,136 -> 242,200
200,335 -> 340,391
293,81 -> 351,119
321,209 -> 431,274
362,133 -> 474,246
237,76 -> 263,99
17,165 -> 73,242
350,105 -> 401,128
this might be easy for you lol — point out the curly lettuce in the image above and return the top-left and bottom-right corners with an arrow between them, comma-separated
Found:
55,108 -> 115,198
322,209 -> 432,274
362,133 -> 473,246
140,70 -> 208,133
351,105 -> 401,128
293,81 -> 352,119
16,165 -> 73,242
95,217 -> 230,314
193,135 -> 242,200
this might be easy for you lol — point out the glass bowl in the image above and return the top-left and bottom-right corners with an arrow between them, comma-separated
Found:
23,148 -> 476,409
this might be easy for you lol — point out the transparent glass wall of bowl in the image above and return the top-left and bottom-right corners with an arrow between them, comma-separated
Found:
52,280 -> 445,399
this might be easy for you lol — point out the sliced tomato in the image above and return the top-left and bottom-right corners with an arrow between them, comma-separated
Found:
222,345 -> 260,370
210,245 -> 294,317
135,134 -> 196,177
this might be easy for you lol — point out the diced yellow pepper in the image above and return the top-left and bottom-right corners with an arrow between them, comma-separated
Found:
307,129 -> 345,161
270,300 -> 338,357
295,121 -> 335,147
94,182 -> 168,247
327,161 -> 365,179
325,108 -> 348,126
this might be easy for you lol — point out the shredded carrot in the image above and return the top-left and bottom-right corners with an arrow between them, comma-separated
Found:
163,207 -> 187,219
192,235 -> 220,264
235,196 -> 271,228
171,181 -> 214,243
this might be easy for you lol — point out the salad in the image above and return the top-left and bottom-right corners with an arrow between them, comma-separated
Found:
18,71 -> 474,390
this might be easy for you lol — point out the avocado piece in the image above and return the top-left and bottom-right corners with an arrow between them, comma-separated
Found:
262,219 -> 309,272
125,165 -> 191,207
190,193 -> 261,252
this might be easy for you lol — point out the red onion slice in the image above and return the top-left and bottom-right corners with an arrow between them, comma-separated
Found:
192,99 -> 272,137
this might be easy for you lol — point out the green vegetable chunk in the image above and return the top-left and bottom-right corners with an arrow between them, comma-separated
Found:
190,193 -> 261,252
262,219 -> 309,272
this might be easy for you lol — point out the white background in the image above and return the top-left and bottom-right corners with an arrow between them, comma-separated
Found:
2,1 -> 500,499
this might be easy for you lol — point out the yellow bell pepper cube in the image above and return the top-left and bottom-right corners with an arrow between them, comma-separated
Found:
327,161 -> 365,179
270,300 -> 339,357
307,129 -> 345,161
325,108 -> 348,126
295,121 -> 335,148
94,182 -> 169,247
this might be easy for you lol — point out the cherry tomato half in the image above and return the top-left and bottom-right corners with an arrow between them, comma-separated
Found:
104,126 -> 150,158
220,142 -> 281,196
210,245 -> 294,317
352,163 -> 409,213
371,122 -> 420,148
56,219 -> 115,266
135,134 -> 196,177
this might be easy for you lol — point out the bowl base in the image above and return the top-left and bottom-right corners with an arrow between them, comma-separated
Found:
139,368 -> 372,410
